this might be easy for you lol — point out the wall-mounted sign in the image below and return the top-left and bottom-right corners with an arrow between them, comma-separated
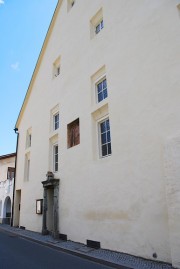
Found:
36,199 -> 43,214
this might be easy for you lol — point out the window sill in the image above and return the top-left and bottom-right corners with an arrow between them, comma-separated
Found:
91,28 -> 104,41
92,98 -> 108,112
67,143 -> 80,150
94,154 -> 112,163
91,100 -> 109,121
49,130 -> 59,140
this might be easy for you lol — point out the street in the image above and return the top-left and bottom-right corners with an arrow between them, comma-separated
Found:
0,230 -> 115,269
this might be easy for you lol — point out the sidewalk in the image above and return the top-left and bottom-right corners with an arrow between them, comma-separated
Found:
0,224 -> 173,269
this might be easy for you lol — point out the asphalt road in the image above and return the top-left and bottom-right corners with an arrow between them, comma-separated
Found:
0,230 -> 115,269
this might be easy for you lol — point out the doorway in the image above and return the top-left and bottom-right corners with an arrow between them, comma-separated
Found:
42,172 -> 59,239
14,190 -> 21,227
3,196 -> 11,224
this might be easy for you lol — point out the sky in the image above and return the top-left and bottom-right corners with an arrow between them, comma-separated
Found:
0,0 -> 58,155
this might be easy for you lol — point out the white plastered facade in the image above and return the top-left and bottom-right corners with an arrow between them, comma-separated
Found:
0,154 -> 15,224
14,1 -> 180,267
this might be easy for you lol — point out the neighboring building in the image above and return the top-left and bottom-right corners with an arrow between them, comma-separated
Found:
13,1 -> 180,268
0,153 -> 16,224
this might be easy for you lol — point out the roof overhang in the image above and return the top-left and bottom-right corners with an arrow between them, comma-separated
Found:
0,153 -> 16,160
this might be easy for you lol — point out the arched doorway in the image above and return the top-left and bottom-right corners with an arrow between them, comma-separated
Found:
3,196 -> 11,224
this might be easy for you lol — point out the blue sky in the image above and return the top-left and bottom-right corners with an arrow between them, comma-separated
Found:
0,0 -> 58,155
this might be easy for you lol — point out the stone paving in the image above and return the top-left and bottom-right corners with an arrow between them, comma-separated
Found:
0,224 -> 173,269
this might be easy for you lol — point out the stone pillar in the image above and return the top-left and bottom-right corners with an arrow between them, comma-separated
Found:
42,187 -> 48,235
52,184 -> 59,239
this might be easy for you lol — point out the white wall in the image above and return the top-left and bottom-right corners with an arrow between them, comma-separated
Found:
0,156 -> 15,222
14,0 -> 180,267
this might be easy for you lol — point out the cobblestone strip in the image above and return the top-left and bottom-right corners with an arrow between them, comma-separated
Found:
0,224 -> 173,269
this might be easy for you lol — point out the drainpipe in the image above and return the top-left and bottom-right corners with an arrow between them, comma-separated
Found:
11,128 -> 19,227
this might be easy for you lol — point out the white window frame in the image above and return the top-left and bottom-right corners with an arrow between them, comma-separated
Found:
95,19 -> 104,34
53,143 -> 58,173
50,104 -> 59,133
98,117 -> 112,158
95,76 -> 108,103
53,112 -> 59,131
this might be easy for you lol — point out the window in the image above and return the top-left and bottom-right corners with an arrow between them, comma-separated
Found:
26,128 -> 32,148
24,154 -> 30,181
53,57 -> 61,78
53,113 -> 59,130
96,77 -> 107,103
67,118 -> 80,148
99,118 -> 112,157
7,167 -> 15,180
28,134 -> 32,147
56,66 -> 60,76
91,65 -> 107,106
90,8 -> 103,39
67,0 -> 75,12
95,19 -> 104,34
50,105 -> 59,133
53,144 -> 58,172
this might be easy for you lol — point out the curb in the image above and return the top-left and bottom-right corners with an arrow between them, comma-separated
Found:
0,226 -> 131,269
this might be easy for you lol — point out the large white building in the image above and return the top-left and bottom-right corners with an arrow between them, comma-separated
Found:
13,1 -> 180,267
0,153 -> 16,224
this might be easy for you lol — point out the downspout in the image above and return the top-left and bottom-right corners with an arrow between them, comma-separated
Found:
11,128 -> 19,227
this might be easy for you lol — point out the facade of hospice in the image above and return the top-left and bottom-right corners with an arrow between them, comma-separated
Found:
13,1 -> 180,268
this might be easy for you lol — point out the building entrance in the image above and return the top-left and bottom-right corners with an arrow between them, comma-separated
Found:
42,172 -> 59,239
3,196 -> 11,224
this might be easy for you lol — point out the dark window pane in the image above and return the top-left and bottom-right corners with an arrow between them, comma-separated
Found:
55,146 -> 58,154
100,121 -> 106,133
107,131 -> 111,142
101,20 -> 104,29
54,114 -> 59,130
103,79 -> 107,89
55,163 -> 58,172
108,143 -> 112,155
102,145 -> 107,157
98,92 -> 103,102
103,89 -> 108,99
97,82 -> 102,93
106,119 -> 110,130
101,133 -> 107,144
96,24 -> 100,34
